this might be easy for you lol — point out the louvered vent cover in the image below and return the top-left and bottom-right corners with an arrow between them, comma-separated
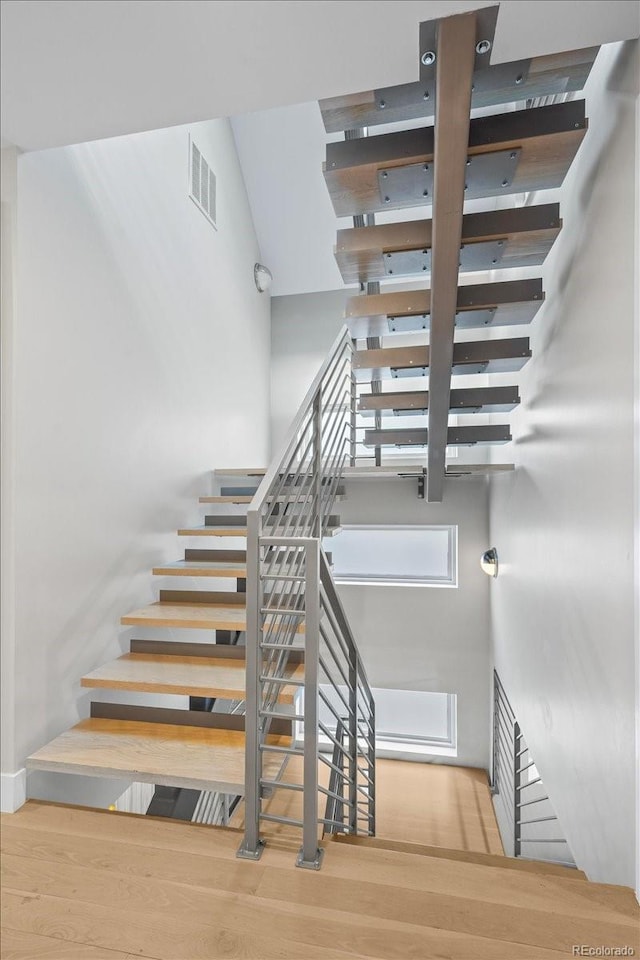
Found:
189,136 -> 217,228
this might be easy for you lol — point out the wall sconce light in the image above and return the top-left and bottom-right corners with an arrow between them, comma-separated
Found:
480,547 -> 499,578
254,263 -> 273,293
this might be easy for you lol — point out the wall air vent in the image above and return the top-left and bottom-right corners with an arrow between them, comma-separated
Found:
189,136 -> 217,229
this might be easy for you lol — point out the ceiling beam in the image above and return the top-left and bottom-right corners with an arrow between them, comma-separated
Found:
426,11 -> 477,501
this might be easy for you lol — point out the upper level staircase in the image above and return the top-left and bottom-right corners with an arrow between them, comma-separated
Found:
318,7 -> 598,499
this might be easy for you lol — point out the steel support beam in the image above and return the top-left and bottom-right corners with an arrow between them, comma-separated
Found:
427,12 -> 477,501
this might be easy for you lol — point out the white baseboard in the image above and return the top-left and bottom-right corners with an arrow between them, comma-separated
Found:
1,768 -> 26,812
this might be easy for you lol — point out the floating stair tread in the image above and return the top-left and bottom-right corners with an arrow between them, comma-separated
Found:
214,468 -> 267,476
359,386 -> 520,415
354,338 -> 531,380
153,560 -> 247,578
345,280 -> 543,339
81,653 -> 302,701
178,526 -> 248,537
335,204 -> 562,284
343,463 -> 515,477
179,525 -> 342,539
121,602 -> 248,631
319,47 -> 598,132
26,718 -> 286,794
199,495 -> 254,503
334,836 -> 588,881
364,426 -> 511,447
324,100 -> 587,217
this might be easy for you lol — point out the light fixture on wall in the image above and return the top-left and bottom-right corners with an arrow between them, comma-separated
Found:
480,547 -> 499,578
254,263 -> 273,293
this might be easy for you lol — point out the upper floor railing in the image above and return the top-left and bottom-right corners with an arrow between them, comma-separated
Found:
237,327 -> 375,868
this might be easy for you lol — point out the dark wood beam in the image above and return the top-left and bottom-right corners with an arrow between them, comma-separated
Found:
427,12 -> 477,501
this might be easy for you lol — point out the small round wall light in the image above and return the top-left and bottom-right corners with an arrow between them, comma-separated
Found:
254,263 -> 273,293
480,547 -> 499,578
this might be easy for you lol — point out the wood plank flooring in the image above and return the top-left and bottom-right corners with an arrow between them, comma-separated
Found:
2,801 -> 638,960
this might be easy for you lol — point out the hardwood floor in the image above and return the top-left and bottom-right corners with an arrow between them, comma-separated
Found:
2,799 -> 637,960
237,758 -> 504,855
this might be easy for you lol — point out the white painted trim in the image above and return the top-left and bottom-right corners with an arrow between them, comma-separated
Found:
1,768 -> 26,813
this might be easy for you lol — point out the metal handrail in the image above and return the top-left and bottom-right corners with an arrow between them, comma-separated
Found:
238,327 -> 374,868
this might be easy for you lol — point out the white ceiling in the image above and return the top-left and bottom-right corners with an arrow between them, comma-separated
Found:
3,0 -> 638,152
2,0 -> 638,296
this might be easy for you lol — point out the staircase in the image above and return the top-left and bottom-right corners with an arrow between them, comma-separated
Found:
26,469 -> 302,798
26,332 -> 375,869
319,7 -> 597,500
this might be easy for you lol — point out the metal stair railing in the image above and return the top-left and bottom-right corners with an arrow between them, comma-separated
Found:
491,670 -> 577,869
237,327 -> 375,868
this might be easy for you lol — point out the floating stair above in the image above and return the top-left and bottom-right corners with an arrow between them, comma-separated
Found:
335,203 -> 562,286
354,337 -> 531,380
324,100 -> 587,217
359,386 -> 520,415
345,278 -> 544,338
319,46 -> 598,132
363,425 -> 512,447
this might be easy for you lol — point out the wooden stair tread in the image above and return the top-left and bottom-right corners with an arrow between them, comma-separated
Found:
80,653 -> 302,701
121,602 -> 249,631
179,525 -> 341,539
178,526 -> 248,537
355,338 -> 531,380
359,386 -> 520,415
214,468 -> 267,476
319,47 -> 598,132
345,279 -> 543,339
334,836 -> 588,881
364,425 -> 511,447
199,495 -> 253,503
26,718 -> 287,794
152,560 -> 247,577
324,100 -> 587,217
335,203 -> 561,285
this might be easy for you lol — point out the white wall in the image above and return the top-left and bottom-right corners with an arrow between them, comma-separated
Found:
489,42 -> 639,887
1,146 -> 19,811
336,477 -> 491,769
1,117 -> 270,809
271,289 -> 347,454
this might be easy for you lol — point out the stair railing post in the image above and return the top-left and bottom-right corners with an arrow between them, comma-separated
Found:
349,346 -> 357,467
348,651 -> 358,834
491,670 -> 499,794
297,538 -> 323,869
513,720 -> 522,857
236,507 -> 264,860
313,391 -> 322,537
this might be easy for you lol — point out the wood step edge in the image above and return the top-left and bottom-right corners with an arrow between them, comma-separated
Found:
333,836 -> 588,881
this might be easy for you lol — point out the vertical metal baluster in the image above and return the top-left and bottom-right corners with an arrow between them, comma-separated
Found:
313,391 -> 322,537
513,720 -> 522,857
368,694 -> 376,835
297,539 -> 323,869
237,510 -> 265,860
348,655 -> 357,834
491,670 -> 499,794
